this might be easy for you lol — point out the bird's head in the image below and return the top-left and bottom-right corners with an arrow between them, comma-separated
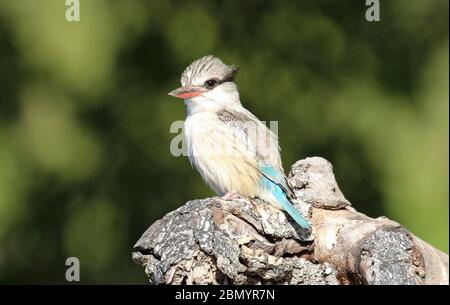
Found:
169,55 -> 240,113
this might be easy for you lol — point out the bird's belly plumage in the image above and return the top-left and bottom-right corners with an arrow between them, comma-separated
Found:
183,109 -> 309,229
184,113 -> 260,197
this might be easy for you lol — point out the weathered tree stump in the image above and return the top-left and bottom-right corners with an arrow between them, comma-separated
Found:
132,157 -> 449,285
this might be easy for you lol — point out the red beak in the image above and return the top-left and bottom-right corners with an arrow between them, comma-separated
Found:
168,85 -> 206,99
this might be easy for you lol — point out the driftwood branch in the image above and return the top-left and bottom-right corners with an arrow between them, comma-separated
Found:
132,157 -> 449,285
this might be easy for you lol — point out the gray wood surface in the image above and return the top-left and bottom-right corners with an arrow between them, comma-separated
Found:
133,157 -> 449,285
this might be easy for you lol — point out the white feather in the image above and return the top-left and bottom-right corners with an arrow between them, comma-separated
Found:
179,55 -> 287,210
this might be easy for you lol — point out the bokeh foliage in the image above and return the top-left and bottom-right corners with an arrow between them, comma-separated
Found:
0,0 -> 448,283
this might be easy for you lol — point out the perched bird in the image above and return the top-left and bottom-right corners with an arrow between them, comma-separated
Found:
168,55 -> 310,230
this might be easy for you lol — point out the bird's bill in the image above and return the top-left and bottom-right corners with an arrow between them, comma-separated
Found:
168,85 -> 206,99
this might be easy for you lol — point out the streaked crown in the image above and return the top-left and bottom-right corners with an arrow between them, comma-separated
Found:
181,55 -> 239,86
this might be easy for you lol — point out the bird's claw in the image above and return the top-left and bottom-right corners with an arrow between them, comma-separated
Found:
221,192 -> 241,201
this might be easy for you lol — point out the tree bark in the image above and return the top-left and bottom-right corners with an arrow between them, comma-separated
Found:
132,157 -> 449,285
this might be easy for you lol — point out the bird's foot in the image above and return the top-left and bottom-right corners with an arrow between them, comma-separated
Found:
221,192 -> 241,201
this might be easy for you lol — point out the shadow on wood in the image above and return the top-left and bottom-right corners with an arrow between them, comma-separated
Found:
132,157 -> 449,285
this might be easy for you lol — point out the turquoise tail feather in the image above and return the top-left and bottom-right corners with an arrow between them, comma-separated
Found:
260,174 -> 310,230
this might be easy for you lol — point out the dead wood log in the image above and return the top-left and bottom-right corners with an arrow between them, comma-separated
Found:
132,157 -> 448,285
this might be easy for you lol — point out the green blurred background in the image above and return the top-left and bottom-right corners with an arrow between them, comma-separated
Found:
0,0 -> 448,284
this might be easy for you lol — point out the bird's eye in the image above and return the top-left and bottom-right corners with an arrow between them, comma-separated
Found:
204,79 -> 218,89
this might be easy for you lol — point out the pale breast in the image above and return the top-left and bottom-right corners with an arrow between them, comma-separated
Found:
184,112 -> 261,196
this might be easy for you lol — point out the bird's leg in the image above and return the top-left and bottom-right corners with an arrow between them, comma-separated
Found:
221,192 -> 242,201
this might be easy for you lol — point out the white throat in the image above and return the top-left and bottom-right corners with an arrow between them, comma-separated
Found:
184,83 -> 241,116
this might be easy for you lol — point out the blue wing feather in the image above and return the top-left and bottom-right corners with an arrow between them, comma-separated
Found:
260,165 -> 310,230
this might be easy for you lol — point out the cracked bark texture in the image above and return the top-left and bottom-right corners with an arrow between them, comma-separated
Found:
132,157 -> 449,285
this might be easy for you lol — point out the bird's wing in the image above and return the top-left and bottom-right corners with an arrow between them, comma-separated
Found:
260,170 -> 309,229
216,107 -> 297,200
259,164 -> 296,200
216,107 -> 283,172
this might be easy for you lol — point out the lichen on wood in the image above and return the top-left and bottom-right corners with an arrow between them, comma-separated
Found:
133,157 -> 449,285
